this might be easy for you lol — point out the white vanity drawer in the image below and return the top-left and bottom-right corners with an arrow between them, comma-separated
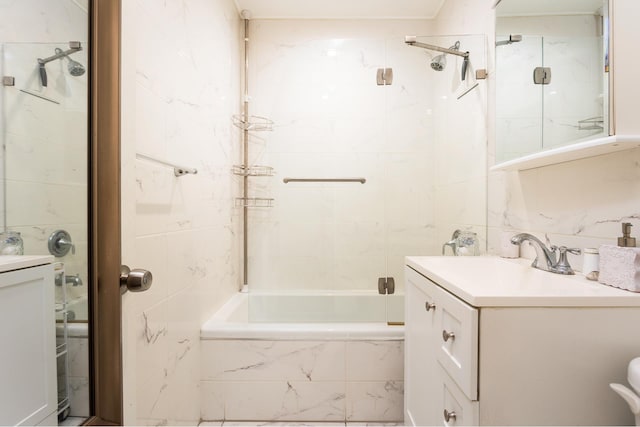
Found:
433,281 -> 478,401
438,367 -> 479,426
408,267 -> 478,401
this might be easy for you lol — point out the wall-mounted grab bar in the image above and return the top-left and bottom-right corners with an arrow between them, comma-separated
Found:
283,178 -> 366,184
136,153 -> 198,177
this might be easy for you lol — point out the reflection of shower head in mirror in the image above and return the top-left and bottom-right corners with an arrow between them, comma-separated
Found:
37,43 -> 85,87
54,48 -> 86,77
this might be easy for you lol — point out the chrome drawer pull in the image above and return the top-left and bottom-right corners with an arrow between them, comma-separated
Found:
444,409 -> 457,422
425,301 -> 436,311
442,330 -> 455,342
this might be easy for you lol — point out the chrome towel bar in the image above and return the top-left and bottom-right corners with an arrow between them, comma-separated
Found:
283,178 -> 366,184
136,153 -> 198,177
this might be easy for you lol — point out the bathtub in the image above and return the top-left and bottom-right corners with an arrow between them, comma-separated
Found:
200,291 -> 405,423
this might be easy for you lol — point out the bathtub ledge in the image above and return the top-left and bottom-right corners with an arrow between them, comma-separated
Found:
200,320 -> 404,341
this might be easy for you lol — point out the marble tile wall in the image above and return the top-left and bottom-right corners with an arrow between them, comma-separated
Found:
120,0 -> 242,425
200,339 -> 404,423
488,149 -> 640,272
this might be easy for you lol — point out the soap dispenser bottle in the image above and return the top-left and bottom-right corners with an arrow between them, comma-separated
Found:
618,222 -> 637,247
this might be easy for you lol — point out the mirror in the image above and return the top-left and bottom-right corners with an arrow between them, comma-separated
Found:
1,1 -> 90,425
495,0 -> 609,164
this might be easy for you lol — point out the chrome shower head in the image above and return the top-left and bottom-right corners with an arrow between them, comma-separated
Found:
430,54 -> 446,71
429,41 -> 460,72
55,48 -> 85,77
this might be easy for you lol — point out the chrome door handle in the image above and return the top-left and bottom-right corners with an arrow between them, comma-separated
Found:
425,301 -> 436,311
120,265 -> 153,294
442,330 -> 455,342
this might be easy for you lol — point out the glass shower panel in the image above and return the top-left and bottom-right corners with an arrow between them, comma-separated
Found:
2,42 -> 89,421
384,34 -> 488,324
542,35 -> 607,150
495,35 -> 544,163
246,37 -> 388,322
382,35 -> 438,324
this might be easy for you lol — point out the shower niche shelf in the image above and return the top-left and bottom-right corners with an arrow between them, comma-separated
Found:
232,114 -> 274,132
232,165 -> 275,177
235,197 -> 275,208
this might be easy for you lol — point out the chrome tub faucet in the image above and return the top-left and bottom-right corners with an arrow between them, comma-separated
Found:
442,229 -> 461,255
510,233 -> 581,275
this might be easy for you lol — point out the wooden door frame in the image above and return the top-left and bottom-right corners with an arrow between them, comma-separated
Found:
87,0 -> 123,424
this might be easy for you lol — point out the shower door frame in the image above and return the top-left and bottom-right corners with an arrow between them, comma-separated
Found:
87,0 -> 123,425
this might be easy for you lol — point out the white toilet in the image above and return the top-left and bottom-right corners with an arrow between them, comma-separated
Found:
611,357 -> 640,426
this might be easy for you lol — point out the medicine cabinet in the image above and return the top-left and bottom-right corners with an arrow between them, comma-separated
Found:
493,0 -> 640,171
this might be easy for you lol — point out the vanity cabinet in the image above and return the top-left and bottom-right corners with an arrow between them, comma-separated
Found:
404,257 -> 640,426
405,267 -> 479,426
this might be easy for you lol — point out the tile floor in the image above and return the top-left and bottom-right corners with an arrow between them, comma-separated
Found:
200,423 -> 402,426
59,416 -> 86,426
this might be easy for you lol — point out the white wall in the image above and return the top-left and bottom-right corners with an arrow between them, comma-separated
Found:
120,0 -> 242,424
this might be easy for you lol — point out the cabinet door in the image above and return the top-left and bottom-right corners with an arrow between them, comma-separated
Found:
405,267 -> 440,426
0,264 -> 56,426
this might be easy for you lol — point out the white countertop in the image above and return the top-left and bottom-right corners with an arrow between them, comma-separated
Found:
0,255 -> 54,273
406,255 -> 640,307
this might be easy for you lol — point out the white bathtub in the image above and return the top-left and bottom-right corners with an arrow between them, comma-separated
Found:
200,292 -> 405,423
201,291 -> 405,340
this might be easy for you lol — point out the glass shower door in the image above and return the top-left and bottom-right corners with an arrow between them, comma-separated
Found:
245,32 -> 488,324
2,41 -> 89,423
245,37 -> 389,323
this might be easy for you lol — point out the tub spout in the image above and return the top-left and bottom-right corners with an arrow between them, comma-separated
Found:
66,274 -> 83,287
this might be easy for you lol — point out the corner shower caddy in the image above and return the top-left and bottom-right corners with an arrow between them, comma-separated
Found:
234,13 -> 277,290
231,114 -> 275,208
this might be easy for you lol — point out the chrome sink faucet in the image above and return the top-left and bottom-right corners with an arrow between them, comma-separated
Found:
510,233 -> 581,275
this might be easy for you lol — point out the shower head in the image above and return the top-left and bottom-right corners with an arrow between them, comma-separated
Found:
430,54 -> 446,71
54,48 -> 86,76
37,43 -> 84,86
429,41 -> 460,72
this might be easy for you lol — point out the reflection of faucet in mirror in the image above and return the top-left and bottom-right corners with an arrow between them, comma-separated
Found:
510,233 -> 581,275
442,229 -> 461,255
65,274 -> 83,287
